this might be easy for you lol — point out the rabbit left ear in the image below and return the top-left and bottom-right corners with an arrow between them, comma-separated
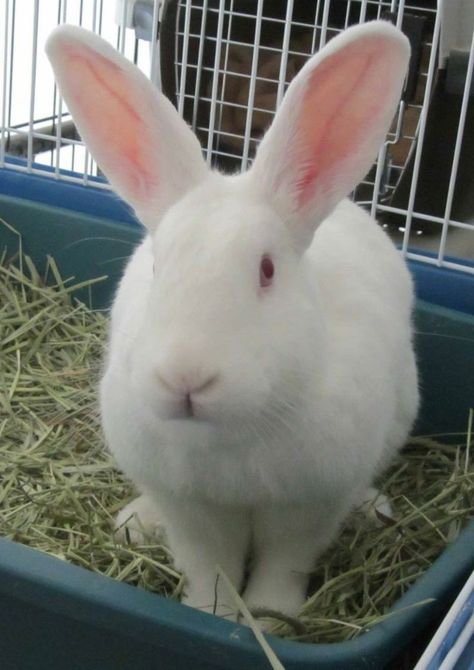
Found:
250,22 -> 410,251
46,26 -> 207,227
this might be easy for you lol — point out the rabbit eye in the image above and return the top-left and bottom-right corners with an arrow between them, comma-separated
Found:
260,254 -> 274,288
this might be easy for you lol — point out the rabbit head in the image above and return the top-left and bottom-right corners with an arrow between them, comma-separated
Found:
46,23 -> 409,428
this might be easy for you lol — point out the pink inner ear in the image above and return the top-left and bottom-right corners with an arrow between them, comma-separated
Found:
60,43 -> 157,200
295,37 -> 396,208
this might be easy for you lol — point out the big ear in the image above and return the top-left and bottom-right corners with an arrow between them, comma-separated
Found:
250,22 -> 410,251
46,26 -> 207,228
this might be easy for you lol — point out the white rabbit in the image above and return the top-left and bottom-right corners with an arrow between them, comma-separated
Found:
46,21 -> 419,622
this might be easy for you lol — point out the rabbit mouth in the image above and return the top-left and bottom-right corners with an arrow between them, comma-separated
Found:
159,395 -> 211,423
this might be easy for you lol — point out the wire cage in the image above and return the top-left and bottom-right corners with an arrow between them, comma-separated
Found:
159,0 -> 474,270
0,0 -> 158,186
1,0 -> 473,272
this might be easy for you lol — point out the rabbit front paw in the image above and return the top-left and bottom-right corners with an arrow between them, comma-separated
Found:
114,493 -> 163,544
358,486 -> 393,522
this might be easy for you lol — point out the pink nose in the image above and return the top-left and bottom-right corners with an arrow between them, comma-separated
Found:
155,370 -> 218,398
155,370 -> 218,419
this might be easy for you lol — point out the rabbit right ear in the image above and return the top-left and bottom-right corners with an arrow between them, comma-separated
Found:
46,26 -> 208,228
250,22 -> 410,252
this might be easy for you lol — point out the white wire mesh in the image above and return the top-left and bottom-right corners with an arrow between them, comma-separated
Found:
0,0 -> 153,186
1,0 -> 473,270
170,0 -> 474,269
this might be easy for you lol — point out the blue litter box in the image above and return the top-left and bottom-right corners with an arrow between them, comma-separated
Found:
0,169 -> 473,670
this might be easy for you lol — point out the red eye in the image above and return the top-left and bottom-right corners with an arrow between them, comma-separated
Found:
260,255 -> 274,288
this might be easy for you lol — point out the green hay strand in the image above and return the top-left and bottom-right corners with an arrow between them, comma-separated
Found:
0,248 -> 472,644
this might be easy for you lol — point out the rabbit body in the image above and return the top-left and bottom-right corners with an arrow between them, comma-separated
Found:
47,21 -> 418,619
100,187 -> 418,617
102,194 -> 417,508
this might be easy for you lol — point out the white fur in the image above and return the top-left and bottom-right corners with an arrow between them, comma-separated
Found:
47,21 -> 418,620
